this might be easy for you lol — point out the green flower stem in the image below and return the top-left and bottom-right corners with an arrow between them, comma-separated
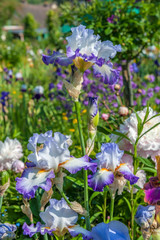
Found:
43,234 -> 48,240
131,186 -> 134,240
58,237 -> 64,240
75,100 -> 91,231
60,191 -> 71,206
0,196 -> 3,220
131,143 -> 138,240
103,190 -> 107,223
110,193 -> 115,221
36,191 -> 48,240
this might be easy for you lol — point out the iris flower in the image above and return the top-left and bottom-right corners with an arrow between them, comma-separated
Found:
70,220 -> 131,240
42,25 -> 121,85
23,198 -> 90,238
135,205 -> 155,229
23,198 -> 130,240
16,131 -> 96,199
88,143 -> 138,192
0,223 -> 17,239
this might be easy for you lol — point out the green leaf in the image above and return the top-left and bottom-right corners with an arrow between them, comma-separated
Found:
143,104 -> 150,124
135,112 -> 143,136
139,122 -> 160,140
139,167 -> 157,174
1,171 -> 10,185
97,126 -> 131,142
137,156 -> 155,168
123,197 -> 131,212
104,28 -> 112,35
90,212 -> 102,223
89,192 -> 102,206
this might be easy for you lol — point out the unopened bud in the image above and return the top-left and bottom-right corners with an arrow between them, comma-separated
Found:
101,113 -> 110,121
53,170 -> 66,192
0,179 -> 10,197
40,187 -> 53,211
114,84 -> 121,91
137,89 -> 142,94
118,106 -> 129,116
11,160 -> 25,173
70,201 -> 87,216
88,97 -> 99,131
21,198 -> 33,223
87,97 -> 99,155
63,70 -> 83,101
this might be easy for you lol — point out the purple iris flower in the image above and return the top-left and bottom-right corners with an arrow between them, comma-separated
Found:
131,82 -> 137,89
144,177 -> 160,205
16,131 -> 96,199
107,15 -> 117,24
135,205 -> 155,229
154,86 -> 160,93
88,143 -> 138,192
42,25 -> 121,85
49,83 -> 55,90
0,223 -> 17,239
155,99 -> 160,104
131,63 -> 139,73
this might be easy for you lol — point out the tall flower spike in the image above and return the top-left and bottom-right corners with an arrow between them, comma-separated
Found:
88,143 -> 138,192
16,131 -> 96,199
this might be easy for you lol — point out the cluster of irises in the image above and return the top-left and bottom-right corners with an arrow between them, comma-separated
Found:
1,24 -> 160,240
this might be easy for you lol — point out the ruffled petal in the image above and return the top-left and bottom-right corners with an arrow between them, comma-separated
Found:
16,168 -> 54,199
96,143 -> 124,171
22,222 -> 41,237
40,198 -> 78,233
42,51 -> 73,66
93,63 -> 119,85
61,155 -> 97,174
135,205 -> 155,228
40,226 -> 55,235
88,169 -> 114,192
116,164 -> 139,185
97,40 -> 121,61
28,138 -> 70,170
144,187 -> 160,205
91,221 -> 130,240
69,225 -> 92,240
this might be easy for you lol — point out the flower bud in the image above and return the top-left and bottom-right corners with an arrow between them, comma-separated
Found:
21,198 -> 33,223
114,84 -> 121,91
88,97 -> 99,132
63,69 -> 83,101
11,160 -> 25,173
70,201 -> 87,216
86,97 -> 99,155
118,106 -> 129,116
137,89 -> 142,94
40,187 -> 53,211
102,113 -> 110,121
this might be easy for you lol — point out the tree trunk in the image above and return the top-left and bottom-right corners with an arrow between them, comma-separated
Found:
122,61 -> 133,107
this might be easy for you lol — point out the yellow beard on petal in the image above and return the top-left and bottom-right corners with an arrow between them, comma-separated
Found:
73,57 -> 93,72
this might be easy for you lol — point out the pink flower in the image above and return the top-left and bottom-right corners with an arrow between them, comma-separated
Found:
12,160 -> 25,173
101,113 -> 110,121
